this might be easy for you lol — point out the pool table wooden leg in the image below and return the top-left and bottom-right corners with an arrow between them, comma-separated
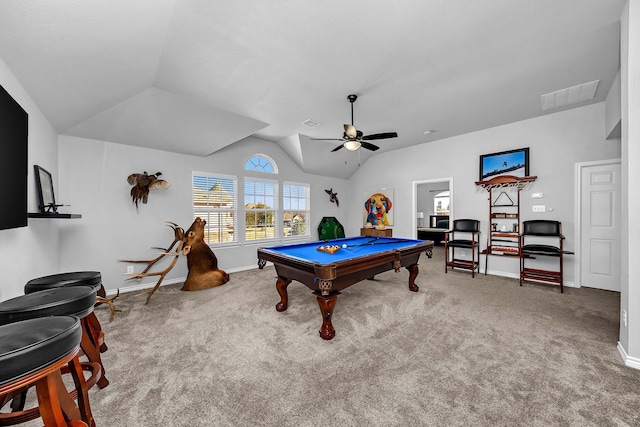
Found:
406,263 -> 420,292
314,291 -> 339,340
275,277 -> 292,312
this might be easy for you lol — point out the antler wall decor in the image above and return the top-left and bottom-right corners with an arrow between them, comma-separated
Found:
127,171 -> 170,211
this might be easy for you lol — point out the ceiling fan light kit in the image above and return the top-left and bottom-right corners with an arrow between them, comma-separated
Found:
343,140 -> 361,151
312,94 -> 398,152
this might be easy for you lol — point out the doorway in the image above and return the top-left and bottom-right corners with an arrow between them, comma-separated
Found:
413,177 -> 454,239
575,159 -> 621,291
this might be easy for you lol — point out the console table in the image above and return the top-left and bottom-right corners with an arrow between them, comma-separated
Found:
360,227 -> 392,237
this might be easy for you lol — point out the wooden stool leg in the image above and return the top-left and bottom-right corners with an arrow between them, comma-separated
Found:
2,386 -> 28,412
67,357 -> 95,427
35,373 -> 68,427
85,312 -> 107,353
80,318 -> 109,388
53,371 -> 81,422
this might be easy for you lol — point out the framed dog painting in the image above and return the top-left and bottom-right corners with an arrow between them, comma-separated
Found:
363,189 -> 394,226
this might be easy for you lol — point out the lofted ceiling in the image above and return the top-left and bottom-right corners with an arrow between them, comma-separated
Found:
0,0 -> 626,179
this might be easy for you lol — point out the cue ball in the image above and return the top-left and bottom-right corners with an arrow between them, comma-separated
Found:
342,244 -> 347,248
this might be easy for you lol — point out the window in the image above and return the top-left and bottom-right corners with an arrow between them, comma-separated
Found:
283,182 -> 310,237
192,173 -> 237,244
244,154 -> 277,173
244,178 -> 278,241
434,191 -> 450,216
193,156 -> 311,245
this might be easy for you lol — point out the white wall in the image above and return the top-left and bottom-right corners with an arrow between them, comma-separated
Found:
606,70 -> 622,139
0,58 -> 60,301
57,135 -> 349,293
344,102 -> 621,283
619,0 -> 640,366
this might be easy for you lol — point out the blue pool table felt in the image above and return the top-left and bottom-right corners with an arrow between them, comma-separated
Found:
263,236 -> 425,264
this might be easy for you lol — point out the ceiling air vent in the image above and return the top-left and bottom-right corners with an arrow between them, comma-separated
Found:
301,119 -> 320,128
541,80 -> 599,111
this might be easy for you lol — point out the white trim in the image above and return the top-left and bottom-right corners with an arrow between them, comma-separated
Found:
617,342 -> 640,370
104,264 -> 260,297
574,158 -> 622,288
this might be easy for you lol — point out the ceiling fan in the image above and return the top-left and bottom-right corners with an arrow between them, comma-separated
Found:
312,94 -> 398,152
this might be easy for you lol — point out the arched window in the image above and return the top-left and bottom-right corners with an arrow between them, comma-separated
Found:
244,154 -> 277,174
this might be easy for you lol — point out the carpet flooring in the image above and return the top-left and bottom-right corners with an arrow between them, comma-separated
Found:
17,247 -> 640,426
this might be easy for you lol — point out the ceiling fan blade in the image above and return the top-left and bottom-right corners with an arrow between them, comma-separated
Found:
331,144 -> 345,152
344,124 -> 357,139
310,138 -> 345,141
362,132 -> 398,141
360,141 -> 380,151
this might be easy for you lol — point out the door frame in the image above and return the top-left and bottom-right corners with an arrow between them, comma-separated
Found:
574,158 -> 622,288
412,176 -> 454,239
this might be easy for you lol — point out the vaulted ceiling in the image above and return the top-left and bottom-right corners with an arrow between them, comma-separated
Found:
0,0 -> 625,178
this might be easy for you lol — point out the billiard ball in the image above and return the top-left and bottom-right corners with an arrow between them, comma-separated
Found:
342,244 -> 347,248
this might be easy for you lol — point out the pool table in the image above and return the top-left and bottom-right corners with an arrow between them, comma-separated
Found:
257,236 -> 434,340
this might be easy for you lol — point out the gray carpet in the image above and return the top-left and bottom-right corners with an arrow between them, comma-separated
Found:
23,248 -> 640,426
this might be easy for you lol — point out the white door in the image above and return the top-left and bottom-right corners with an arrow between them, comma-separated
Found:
580,161 -> 621,291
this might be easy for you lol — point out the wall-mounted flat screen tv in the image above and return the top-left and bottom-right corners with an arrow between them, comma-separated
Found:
0,84 -> 28,230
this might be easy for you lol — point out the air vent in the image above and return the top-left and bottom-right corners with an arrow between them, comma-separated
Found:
301,119 -> 320,128
541,80 -> 599,111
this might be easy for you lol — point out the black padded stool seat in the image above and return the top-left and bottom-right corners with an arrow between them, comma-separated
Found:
0,287 -> 96,326
24,272 -> 101,294
0,317 -> 81,386
0,317 -> 95,427
24,272 -> 104,336
0,286 -> 108,393
24,271 -> 109,387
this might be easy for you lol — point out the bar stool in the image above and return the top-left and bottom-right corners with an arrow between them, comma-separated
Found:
0,287 -> 103,424
25,272 -> 106,349
6,285 -> 109,388
25,272 -> 109,388
0,316 -> 95,427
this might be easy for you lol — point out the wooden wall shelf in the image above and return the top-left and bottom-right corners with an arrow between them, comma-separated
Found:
29,213 -> 82,219
475,175 -> 537,190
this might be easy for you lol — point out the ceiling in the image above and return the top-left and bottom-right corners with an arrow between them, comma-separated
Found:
0,0 -> 625,179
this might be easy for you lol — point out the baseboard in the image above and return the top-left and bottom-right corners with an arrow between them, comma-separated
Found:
617,342 -> 640,370
104,264 -> 260,297
484,269 -> 520,280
